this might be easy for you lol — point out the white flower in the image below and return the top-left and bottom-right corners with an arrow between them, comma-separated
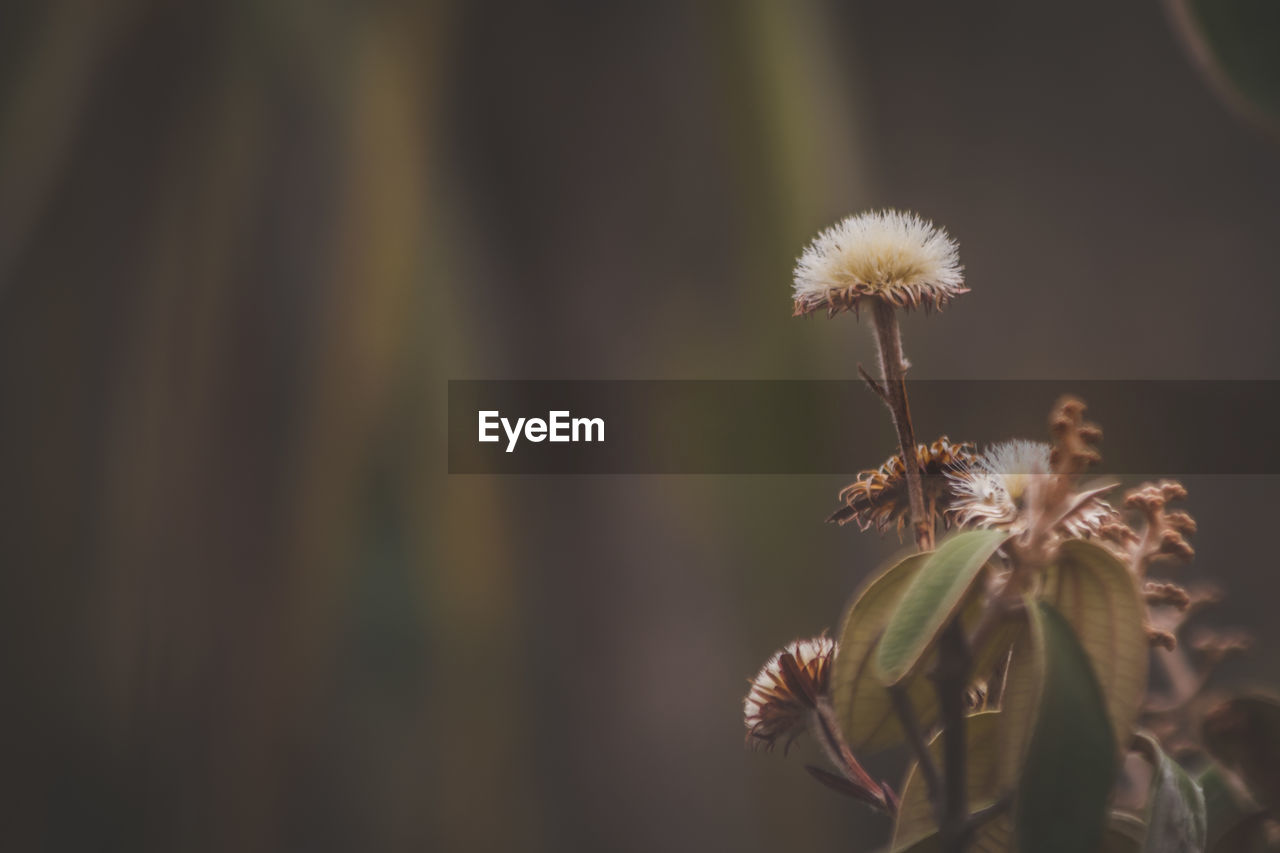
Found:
792,210 -> 966,317
743,634 -> 836,751
948,440 -> 1115,538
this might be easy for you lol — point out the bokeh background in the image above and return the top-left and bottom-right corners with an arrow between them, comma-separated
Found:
3,1 -> 1280,851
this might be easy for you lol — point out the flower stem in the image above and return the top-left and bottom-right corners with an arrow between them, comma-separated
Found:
868,300 -> 969,851
809,698 -> 896,816
935,620 -> 972,851
869,301 -> 932,550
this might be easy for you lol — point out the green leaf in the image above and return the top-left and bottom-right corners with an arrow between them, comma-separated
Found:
832,552 -> 934,751
832,550 -> 1017,752
1169,0 -> 1280,132
1042,540 -> 1150,758
1201,762 -> 1267,853
1203,694 -> 1280,816
890,711 -> 1008,853
994,613 -> 1037,789
1131,733 -> 1207,853
875,529 -> 1008,687
1014,600 -> 1116,853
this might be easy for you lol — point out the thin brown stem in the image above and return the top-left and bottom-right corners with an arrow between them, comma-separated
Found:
869,301 -> 931,550
808,698 -> 895,815
889,685 -> 942,818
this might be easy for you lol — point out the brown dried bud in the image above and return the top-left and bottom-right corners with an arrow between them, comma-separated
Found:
1100,520 -> 1141,545
828,437 -> 975,535
1048,396 -> 1103,476
1146,626 -> 1178,651
1123,480 -> 1196,574
1159,528 -> 1195,561
1186,583 -> 1224,612
1189,628 -> 1254,663
1164,511 -> 1197,536
1144,581 -> 1192,610
744,635 -> 836,752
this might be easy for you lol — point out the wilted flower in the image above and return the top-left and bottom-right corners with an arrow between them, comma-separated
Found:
744,634 -> 836,751
948,440 -> 1115,538
828,437 -> 975,534
792,210 -> 966,317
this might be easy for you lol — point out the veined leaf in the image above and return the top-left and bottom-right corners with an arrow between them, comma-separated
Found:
1014,600 -> 1116,853
875,529 -> 1008,687
1132,733 -> 1206,853
1042,539 -> 1149,757
833,549 -> 1020,752
1201,762 -> 1267,852
995,613 -> 1037,789
832,552 -> 933,751
890,711 -> 1008,853
1202,694 -> 1280,815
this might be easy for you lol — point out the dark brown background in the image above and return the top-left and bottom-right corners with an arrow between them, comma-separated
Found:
1,2 -> 1278,851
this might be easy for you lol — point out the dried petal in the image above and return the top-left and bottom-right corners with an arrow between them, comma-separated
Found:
744,635 -> 837,751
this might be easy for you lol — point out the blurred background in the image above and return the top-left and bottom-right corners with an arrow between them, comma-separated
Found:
3,1 -> 1280,851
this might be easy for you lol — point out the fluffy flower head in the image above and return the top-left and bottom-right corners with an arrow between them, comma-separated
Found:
793,210 -> 966,316
949,440 -> 1115,538
743,634 -> 836,751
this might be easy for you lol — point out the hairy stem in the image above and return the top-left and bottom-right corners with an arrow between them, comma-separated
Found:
869,301 -> 932,550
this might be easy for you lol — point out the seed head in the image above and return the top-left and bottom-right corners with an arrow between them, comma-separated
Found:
828,437 -> 975,535
792,210 -> 966,317
949,440 -> 1116,537
743,634 -> 836,752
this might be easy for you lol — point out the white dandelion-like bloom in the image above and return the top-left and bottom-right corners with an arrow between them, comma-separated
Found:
792,210 -> 966,317
743,634 -> 836,752
949,440 -> 1116,538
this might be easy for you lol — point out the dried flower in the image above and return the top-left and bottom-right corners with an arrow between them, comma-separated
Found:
792,210 -> 966,317
1048,397 -> 1103,476
827,437 -> 975,534
948,440 -> 1115,537
1120,481 -> 1196,575
744,634 -> 836,751
1146,626 -> 1179,651
1189,627 -> 1254,663
1143,581 -> 1192,611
